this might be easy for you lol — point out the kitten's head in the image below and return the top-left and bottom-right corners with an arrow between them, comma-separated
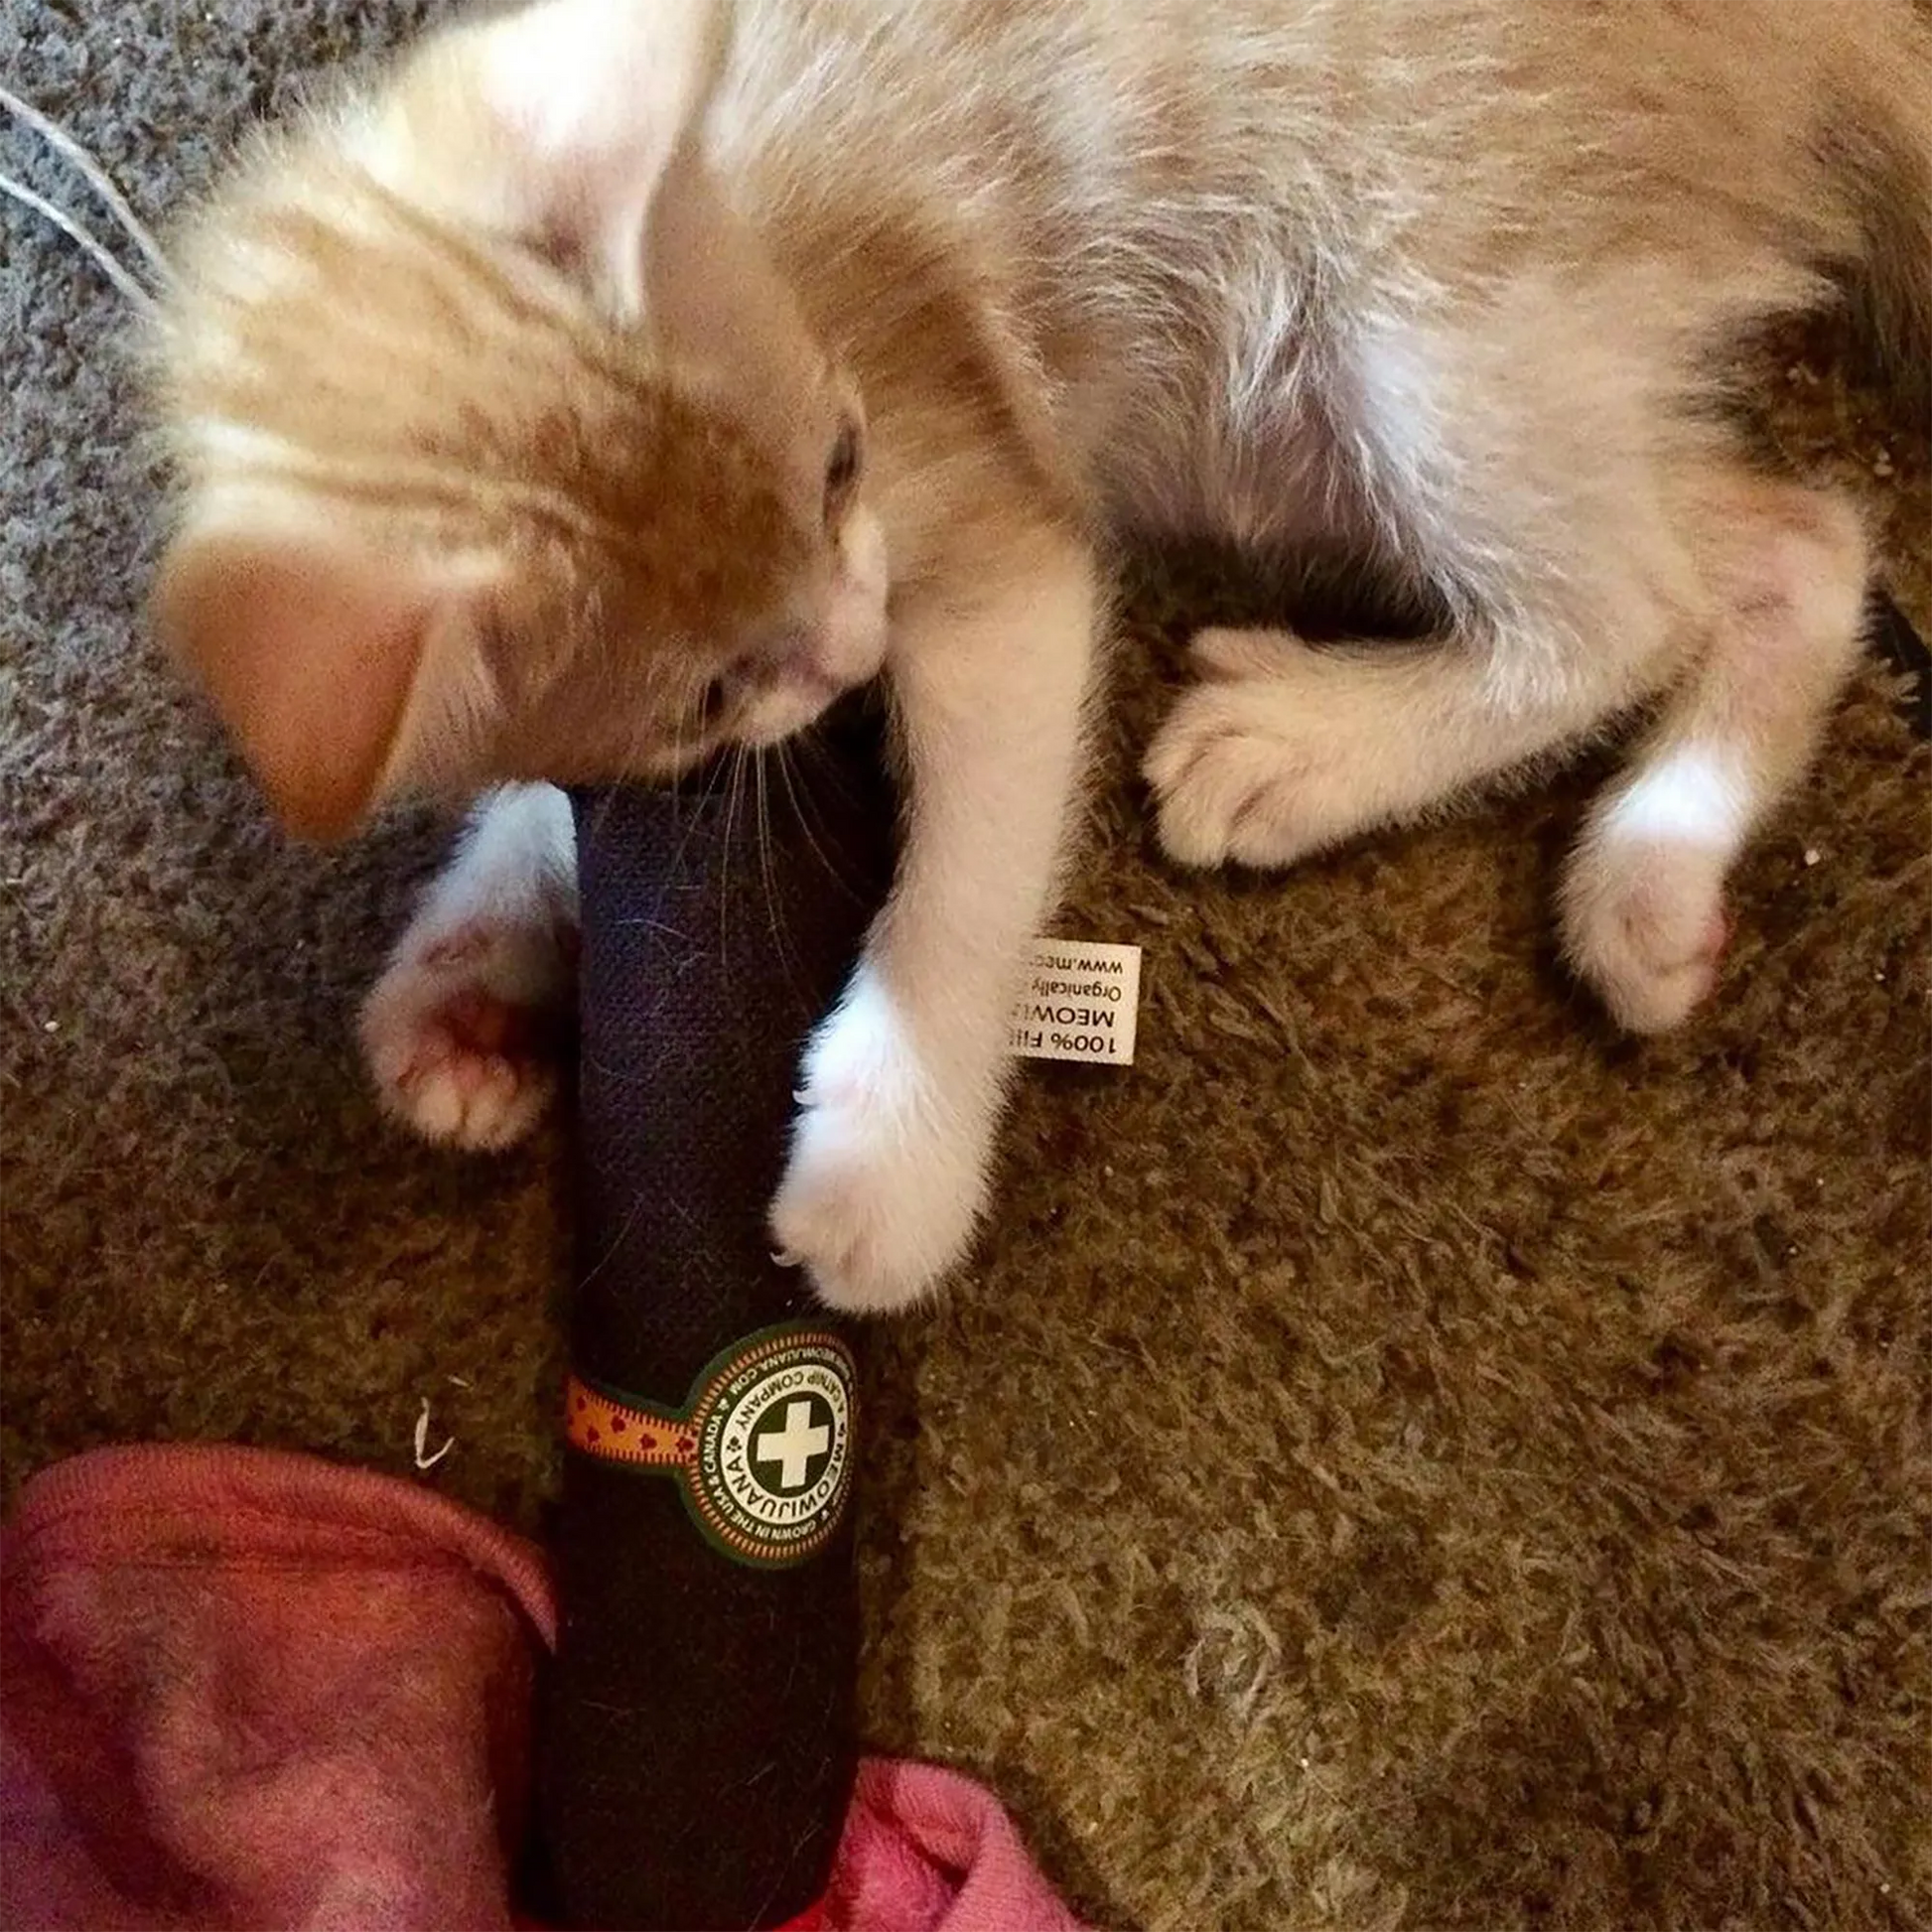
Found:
150,0 -> 887,838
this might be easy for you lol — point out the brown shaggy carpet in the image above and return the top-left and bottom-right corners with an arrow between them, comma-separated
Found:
4,5 -> 1928,1927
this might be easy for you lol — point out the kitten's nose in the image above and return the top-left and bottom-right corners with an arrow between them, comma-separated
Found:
819,506 -> 891,685
757,631 -> 848,700
802,623 -> 886,694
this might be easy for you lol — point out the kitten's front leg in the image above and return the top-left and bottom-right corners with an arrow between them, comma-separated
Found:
771,532 -> 1098,1312
360,783 -> 579,1150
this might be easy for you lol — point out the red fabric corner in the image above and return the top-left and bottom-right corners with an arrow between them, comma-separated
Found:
2,1445 -> 1089,1932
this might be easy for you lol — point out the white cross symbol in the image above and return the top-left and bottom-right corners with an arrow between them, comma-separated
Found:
756,1399 -> 831,1491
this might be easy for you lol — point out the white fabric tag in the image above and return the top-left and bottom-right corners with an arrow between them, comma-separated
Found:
1008,938 -> 1142,1066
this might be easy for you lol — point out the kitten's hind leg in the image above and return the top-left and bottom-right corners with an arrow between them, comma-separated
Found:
1561,479 -> 1868,1033
1147,617 -> 1665,871
360,783 -> 579,1150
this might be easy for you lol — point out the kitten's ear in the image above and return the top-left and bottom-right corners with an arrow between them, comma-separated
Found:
471,0 -> 729,311
152,529 -> 491,840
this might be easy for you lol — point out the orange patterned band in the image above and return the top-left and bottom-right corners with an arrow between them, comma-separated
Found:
564,1375 -> 696,1467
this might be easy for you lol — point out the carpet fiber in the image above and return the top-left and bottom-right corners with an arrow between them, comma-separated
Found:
3,5 -> 1928,1927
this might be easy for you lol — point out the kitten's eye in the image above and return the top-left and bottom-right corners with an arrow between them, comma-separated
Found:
823,417 -> 863,527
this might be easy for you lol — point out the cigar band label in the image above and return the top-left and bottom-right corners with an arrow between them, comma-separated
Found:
565,1324 -> 857,1569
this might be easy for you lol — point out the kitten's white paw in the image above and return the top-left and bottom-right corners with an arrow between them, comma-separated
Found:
1561,840 -> 1729,1034
769,972 -> 987,1314
1145,637 -> 1350,868
359,913 -> 575,1152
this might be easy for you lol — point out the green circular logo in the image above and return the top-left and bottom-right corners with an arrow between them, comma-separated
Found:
689,1331 -> 856,1566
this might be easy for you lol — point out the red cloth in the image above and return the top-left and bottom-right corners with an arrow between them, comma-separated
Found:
0,1446 -> 1088,1932
827,1764 -> 1089,1932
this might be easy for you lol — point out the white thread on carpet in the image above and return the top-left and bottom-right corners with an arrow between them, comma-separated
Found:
1,81 -> 169,313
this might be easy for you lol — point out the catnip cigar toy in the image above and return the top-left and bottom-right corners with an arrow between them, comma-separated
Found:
539,696 -> 896,1930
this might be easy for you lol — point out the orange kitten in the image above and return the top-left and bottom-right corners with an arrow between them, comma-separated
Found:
148,0 -> 1931,1310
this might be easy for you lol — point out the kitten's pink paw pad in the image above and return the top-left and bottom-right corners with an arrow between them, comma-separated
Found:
360,918 -> 572,1152
1563,847 -> 1730,1035
419,930 -> 491,973
1145,672 -> 1340,870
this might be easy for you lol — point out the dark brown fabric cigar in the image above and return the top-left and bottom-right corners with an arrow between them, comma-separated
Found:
538,694 -> 897,1930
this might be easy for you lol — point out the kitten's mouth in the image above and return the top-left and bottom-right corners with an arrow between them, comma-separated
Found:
794,664 -> 865,706
734,659 -> 877,752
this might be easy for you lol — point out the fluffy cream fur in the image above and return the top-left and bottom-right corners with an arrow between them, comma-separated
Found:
147,0 -> 1932,1309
